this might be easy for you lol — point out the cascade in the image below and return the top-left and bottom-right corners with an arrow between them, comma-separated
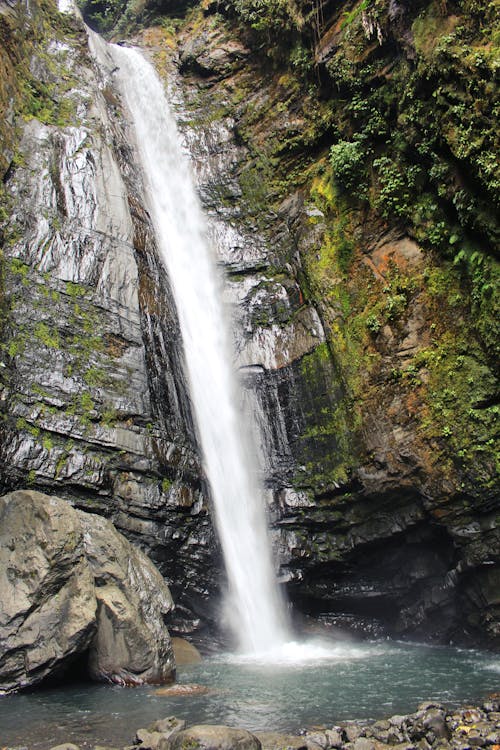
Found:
103,42 -> 289,654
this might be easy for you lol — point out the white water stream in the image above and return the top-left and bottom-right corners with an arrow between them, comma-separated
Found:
106,44 -> 289,654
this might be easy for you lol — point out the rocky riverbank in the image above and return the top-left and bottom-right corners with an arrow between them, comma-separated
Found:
8,697 -> 500,750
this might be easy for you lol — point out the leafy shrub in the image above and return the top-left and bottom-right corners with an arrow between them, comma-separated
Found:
365,313 -> 382,334
329,139 -> 367,195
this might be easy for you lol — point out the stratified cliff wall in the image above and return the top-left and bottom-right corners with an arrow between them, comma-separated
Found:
0,0 -> 219,638
0,0 -> 498,649
139,0 -> 498,647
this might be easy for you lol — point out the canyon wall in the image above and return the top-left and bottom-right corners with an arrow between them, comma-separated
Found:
0,0 -> 498,649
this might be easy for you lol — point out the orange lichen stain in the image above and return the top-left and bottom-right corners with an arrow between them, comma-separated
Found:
430,508 -> 449,520
405,390 -> 422,417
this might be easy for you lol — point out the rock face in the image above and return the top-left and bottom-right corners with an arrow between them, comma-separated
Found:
0,490 -> 96,692
0,0 -> 498,652
155,7 -> 499,649
0,3 -> 219,637
80,510 -> 175,685
0,490 -> 175,693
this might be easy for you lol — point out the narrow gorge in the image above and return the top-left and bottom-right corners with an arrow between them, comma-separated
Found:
0,0 -> 498,737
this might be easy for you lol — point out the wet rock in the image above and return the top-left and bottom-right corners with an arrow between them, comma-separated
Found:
171,637 -> 202,665
0,16 -> 217,640
0,490 -> 174,692
163,725 -> 261,750
80,511 -> 174,686
0,490 -> 96,693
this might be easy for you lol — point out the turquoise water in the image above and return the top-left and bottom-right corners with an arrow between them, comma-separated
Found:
1,641 -> 499,749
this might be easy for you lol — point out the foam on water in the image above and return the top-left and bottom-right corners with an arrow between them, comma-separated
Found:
225,639 -> 386,666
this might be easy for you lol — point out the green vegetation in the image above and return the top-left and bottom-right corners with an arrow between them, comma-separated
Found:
203,0 -> 499,492
5,0 -> 81,130
34,322 -> 60,348
161,477 -> 173,493
329,140 -> 367,197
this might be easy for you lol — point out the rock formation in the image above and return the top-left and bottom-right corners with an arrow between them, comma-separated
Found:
0,0 -> 498,650
0,0 -> 219,637
0,490 -> 175,692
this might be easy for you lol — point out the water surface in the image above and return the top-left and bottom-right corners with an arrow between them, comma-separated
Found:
1,641 -> 498,749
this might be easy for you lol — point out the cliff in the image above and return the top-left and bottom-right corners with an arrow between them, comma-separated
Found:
0,0 -> 498,649
0,0 -> 219,638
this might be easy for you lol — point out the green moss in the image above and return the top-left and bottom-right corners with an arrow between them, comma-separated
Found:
65,281 -> 88,298
294,343 -> 356,490
42,433 -> 53,451
6,335 -> 26,358
79,391 -> 95,413
414,333 -> 498,484
101,407 -> 118,427
161,477 -> 173,493
9,259 -> 30,278
83,366 -> 108,387
34,322 -> 60,348
340,0 -> 372,30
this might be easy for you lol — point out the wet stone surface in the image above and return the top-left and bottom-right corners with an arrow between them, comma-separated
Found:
23,697 -> 500,750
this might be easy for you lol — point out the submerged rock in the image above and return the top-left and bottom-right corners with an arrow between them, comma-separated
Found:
170,637 -> 202,666
153,684 -> 212,697
0,490 -> 175,693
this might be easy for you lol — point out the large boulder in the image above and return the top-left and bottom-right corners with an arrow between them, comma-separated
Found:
79,511 -> 175,685
0,490 -> 96,693
0,490 -> 175,693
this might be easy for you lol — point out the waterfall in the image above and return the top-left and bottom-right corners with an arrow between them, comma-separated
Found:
106,44 -> 289,654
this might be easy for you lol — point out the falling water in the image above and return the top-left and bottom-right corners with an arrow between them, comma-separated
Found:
106,44 -> 289,653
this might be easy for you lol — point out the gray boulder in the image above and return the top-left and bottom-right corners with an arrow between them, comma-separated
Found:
164,726 -> 261,750
0,490 -> 175,693
80,510 -> 175,686
0,490 -> 96,693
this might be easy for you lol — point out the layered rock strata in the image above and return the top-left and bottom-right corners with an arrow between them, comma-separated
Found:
146,9 -> 499,648
0,0 -> 498,650
0,3 -> 219,636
